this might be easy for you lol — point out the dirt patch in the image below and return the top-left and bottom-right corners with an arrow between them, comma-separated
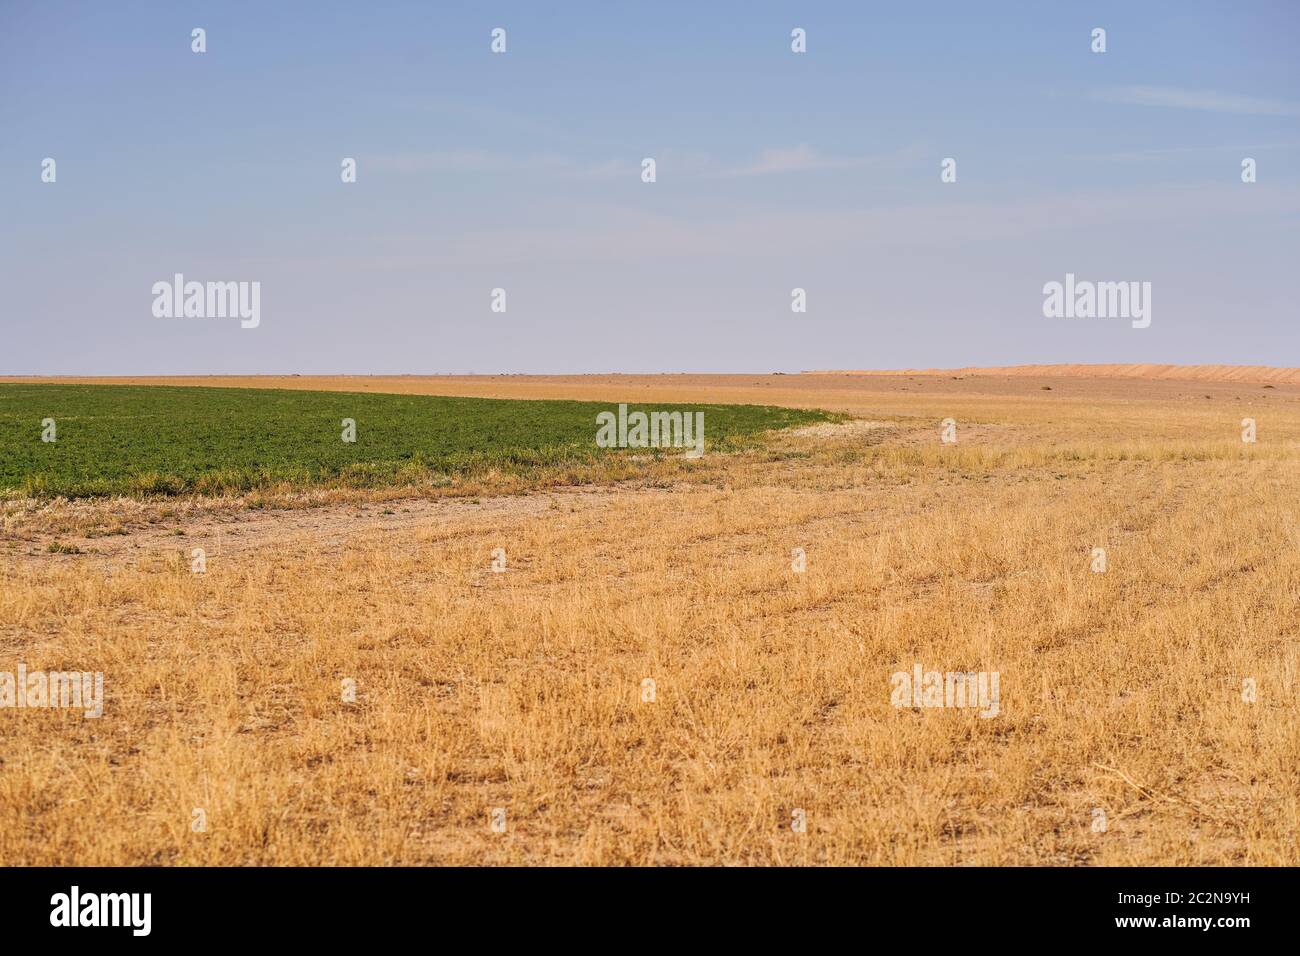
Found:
3,485 -> 671,566
788,420 -> 892,439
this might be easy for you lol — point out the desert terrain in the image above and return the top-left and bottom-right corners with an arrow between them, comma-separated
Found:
1,369 -> 1297,864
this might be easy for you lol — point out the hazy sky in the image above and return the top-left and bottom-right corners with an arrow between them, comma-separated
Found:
2,1 -> 1297,374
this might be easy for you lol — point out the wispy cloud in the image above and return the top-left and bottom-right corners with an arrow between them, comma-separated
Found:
363,150 -> 627,179
304,184 -> 1300,270
364,144 -> 921,181
713,142 -> 926,178
1087,143 -> 1300,162
1094,85 -> 1300,117
724,144 -> 869,177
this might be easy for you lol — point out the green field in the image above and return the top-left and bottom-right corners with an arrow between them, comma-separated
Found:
0,384 -> 832,498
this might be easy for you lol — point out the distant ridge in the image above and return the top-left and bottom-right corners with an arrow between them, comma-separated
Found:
806,364 -> 1300,385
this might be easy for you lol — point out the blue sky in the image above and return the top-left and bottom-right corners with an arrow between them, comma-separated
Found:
2,0 -> 1297,373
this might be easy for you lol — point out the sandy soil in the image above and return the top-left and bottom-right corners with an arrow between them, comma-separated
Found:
812,365 -> 1300,385
5,369 -> 1300,413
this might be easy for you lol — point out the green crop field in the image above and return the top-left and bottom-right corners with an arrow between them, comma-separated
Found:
0,384 -> 832,498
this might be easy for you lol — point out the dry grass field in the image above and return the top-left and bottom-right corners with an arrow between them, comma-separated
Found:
2,371 -> 1298,865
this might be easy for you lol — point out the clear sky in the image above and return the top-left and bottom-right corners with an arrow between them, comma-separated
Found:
2,0 -> 1297,374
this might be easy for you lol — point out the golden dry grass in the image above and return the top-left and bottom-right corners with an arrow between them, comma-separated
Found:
1,373 -> 1297,865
